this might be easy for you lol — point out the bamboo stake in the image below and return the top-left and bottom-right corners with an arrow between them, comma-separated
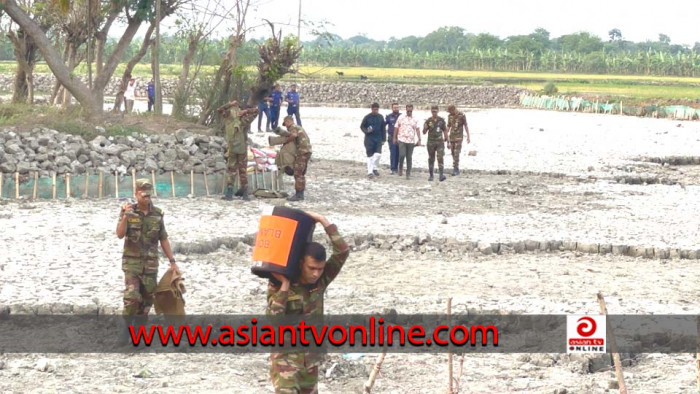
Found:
190,170 -> 194,196
696,316 -> 700,392
52,172 -> 57,199
363,350 -> 387,394
0,172 -> 3,198
83,172 -> 89,198
131,168 -> 136,195
33,172 -> 39,200
66,173 -> 71,198
203,172 -> 210,197
262,169 -> 267,190
14,172 -> 19,199
222,172 -> 227,195
114,172 -> 119,198
447,297 -> 453,394
98,171 -> 103,199
151,170 -> 157,198
253,167 -> 258,190
597,292 -> 627,394
170,171 -> 175,198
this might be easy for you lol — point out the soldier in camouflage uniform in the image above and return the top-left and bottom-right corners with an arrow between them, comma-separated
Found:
422,105 -> 449,182
446,104 -> 471,176
282,115 -> 312,202
267,211 -> 350,394
116,179 -> 178,344
218,100 -> 259,201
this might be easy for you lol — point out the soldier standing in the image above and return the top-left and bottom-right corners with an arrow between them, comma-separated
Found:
282,115 -> 312,201
267,211 -> 350,394
116,179 -> 178,342
446,104 -> 471,176
218,100 -> 259,201
422,105 -> 448,182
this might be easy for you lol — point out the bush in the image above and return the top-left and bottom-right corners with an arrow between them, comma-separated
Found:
542,82 -> 558,95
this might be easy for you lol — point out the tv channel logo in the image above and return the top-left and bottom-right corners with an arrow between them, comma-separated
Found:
566,315 -> 606,354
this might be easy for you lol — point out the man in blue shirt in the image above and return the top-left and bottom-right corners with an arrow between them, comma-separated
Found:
285,83 -> 302,126
147,79 -> 155,112
385,102 -> 401,175
359,102 -> 386,179
269,84 -> 284,129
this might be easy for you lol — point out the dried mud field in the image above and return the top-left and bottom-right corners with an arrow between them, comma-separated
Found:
1,108 -> 700,393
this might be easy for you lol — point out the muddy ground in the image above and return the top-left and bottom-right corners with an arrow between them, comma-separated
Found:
1,108 -> 700,393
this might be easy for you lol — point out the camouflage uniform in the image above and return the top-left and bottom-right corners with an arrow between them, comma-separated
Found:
424,116 -> 447,173
223,106 -> 259,191
122,202 -> 168,315
289,124 -> 312,193
267,224 -> 349,394
447,111 -> 468,171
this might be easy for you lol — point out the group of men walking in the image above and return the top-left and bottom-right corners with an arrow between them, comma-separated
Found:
361,103 -> 471,181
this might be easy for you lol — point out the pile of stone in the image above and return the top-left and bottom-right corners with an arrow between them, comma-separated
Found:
0,127 -> 228,176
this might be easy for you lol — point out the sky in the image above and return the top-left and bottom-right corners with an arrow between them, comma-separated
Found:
225,0 -> 700,46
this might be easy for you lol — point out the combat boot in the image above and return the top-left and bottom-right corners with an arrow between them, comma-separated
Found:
428,170 -> 434,182
240,189 -> 250,201
451,167 -> 458,176
234,187 -> 246,197
287,190 -> 304,201
116,315 -> 135,347
221,186 -> 234,201
439,169 -> 446,182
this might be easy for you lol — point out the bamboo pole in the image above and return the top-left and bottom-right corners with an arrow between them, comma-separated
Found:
114,172 -> 119,198
14,172 -> 19,199
52,172 -> 57,199
0,172 -> 3,198
363,350 -> 387,394
33,172 -> 38,200
222,172 -> 227,195
131,168 -> 136,196
190,170 -> 194,196
697,315 -> 700,391
203,172 -> 210,197
597,292 -> 627,394
262,169 -> 267,190
98,171 -> 103,199
66,173 -> 71,198
253,167 -> 258,190
83,172 -> 89,198
151,170 -> 157,197
170,171 -> 175,198
447,297 -> 453,394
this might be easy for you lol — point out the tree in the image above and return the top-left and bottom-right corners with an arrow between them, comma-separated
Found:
658,33 -> 671,45
471,33 -> 502,50
608,28 -> 622,42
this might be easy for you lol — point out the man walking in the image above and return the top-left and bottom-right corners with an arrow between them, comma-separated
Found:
267,211 -> 350,394
360,103 -> 386,179
393,104 -> 421,179
446,104 -> 471,176
147,79 -> 155,112
269,84 -> 284,129
282,115 -> 312,202
423,105 -> 448,182
285,83 -> 302,126
218,100 -> 259,201
385,103 -> 401,175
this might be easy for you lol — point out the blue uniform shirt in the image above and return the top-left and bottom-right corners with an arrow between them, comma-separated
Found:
270,91 -> 283,107
147,83 -> 155,99
285,91 -> 299,108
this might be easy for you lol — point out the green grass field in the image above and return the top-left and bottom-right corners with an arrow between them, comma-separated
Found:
1,61 -> 698,103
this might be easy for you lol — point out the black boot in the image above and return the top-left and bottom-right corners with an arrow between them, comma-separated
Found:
287,190 -> 304,201
428,170 -> 434,182
451,168 -> 458,176
439,169 -> 446,182
234,187 -> 246,197
240,188 -> 250,201
117,315 -> 135,347
221,186 -> 234,201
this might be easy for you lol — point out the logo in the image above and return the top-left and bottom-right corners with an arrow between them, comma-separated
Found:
566,315 -> 606,353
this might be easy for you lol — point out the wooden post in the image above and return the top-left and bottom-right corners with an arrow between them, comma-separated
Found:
262,169 -> 267,190
620,101 -> 623,116
170,171 -> 175,198
65,173 -> 71,198
33,172 -> 39,200
131,168 -> 136,196
14,172 -> 19,199
697,316 -> 700,392
597,292 -> 627,394
114,172 -> 119,198
203,172 -> 210,197
151,170 -> 157,198
52,172 -> 57,199
222,172 -> 227,195
447,297 -> 453,394
0,172 -> 3,198
253,167 -> 258,190
190,170 -> 194,196
364,350 -> 387,393
98,171 -> 103,199
83,172 -> 89,198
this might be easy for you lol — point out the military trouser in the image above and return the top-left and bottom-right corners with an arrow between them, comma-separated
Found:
270,352 -> 319,394
427,141 -> 445,172
226,153 -> 248,190
293,152 -> 311,192
123,270 -> 158,315
449,139 -> 463,169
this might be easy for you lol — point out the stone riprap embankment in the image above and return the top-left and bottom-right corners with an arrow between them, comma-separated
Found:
0,74 -> 527,107
0,127 -> 226,176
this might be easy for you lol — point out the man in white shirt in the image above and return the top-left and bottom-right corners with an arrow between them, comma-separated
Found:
124,78 -> 137,114
392,104 -> 421,179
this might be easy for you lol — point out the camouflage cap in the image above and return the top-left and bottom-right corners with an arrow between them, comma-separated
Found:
135,178 -> 152,196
